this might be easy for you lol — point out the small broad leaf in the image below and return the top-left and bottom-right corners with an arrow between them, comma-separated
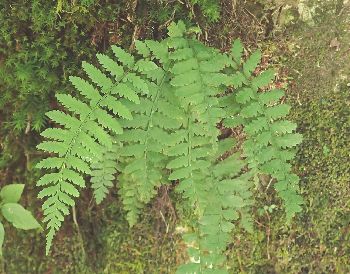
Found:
2,203 -> 41,230
0,184 -> 25,203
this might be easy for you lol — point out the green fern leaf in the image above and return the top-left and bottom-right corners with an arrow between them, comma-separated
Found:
111,45 -> 135,68
69,76 -> 102,105
231,39 -> 244,64
236,87 -> 254,104
135,40 -> 151,57
265,104 -> 291,119
145,40 -> 169,63
258,89 -> 285,104
111,83 -> 140,104
243,50 -> 261,76
96,53 -> 124,79
35,23 -> 303,272
271,120 -> 297,134
167,21 -> 186,37
36,44 -> 153,253
224,45 -> 303,224
100,95 -> 133,120
82,62 -> 113,91
251,68 -> 275,88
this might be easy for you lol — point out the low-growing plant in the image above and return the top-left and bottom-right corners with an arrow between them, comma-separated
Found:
0,184 -> 41,255
36,21 -> 302,272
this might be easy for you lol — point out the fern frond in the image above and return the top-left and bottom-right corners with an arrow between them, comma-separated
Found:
36,46 -> 153,254
165,30 -> 249,273
166,38 -> 228,213
116,41 -> 182,225
35,22 -> 303,272
224,43 -> 303,221
178,139 -> 254,273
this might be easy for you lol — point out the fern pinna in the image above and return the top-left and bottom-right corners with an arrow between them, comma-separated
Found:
90,143 -> 120,204
36,21 -> 303,272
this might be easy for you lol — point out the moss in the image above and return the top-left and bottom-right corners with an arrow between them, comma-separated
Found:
3,230 -> 90,273
281,84 -> 350,273
94,203 -> 184,274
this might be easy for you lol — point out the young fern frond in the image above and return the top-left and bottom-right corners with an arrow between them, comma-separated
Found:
36,45 -> 153,254
223,40 -> 303,221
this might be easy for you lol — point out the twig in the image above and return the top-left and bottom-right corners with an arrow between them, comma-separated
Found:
243,7 -> 263,26
129,24 -> 139,51
266,213 -> 271,260
265,177 -> 273,192
72,206 -> 86,259
159,210 -> 169,233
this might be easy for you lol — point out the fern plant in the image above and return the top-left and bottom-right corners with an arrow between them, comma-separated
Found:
36,21 -> 303,272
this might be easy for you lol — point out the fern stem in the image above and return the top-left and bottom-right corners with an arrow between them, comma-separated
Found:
72,205 -> 86,261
